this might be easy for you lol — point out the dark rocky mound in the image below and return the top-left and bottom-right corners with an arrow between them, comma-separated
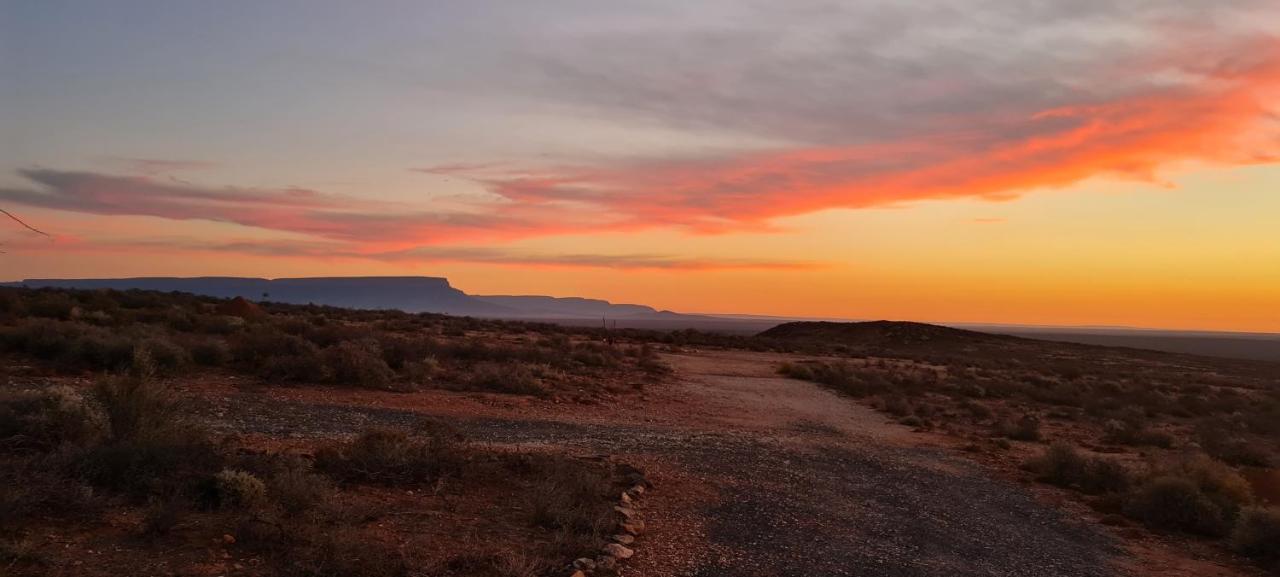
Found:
758,321 -> 1028,352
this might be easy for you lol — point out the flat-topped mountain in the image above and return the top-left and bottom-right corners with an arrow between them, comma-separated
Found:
16,276 -> 510,317
10,276 -> 657,319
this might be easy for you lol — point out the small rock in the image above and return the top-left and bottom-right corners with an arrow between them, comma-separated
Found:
620,492 -> 633,506
222,534 -> 237,545
603,543 -> 634,559
595,555 -> 618,570
612,534 -> 635,545
569,571 -> 586,577
614,505 -> 637,519
573,558 -> 596,571
628,484 -> 646,496
620,520 -> 645,535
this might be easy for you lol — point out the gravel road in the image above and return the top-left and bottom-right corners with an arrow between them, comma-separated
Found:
198,350 -> 1118,577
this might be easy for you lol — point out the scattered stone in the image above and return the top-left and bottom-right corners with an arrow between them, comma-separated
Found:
614,505 -> 637,519
569,571 -> 586,577
620,491 -> 633,506
221,534 -> 236,545
620,520 -> 645,535
603,543 -> 634,559
628,484 -> 646,496
612,534 -> 635,545
595,555 -> 618,570
573,558 -> 596,571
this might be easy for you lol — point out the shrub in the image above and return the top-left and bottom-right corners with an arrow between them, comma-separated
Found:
213,469 -> 268,508
1231,507 -> 1280,566
266,461 -> 333,515
315,427 -> 458,486
76,431 -> 223,499
1123,456 -> 1254,536
232,329 -> 329,382
1124,476 -> 1233,536
188,338 -> 232,366
465,362 -> 547,396
528,457 -> 613,547
323,339 -> 396,389
140,496 -> 187,537
136,338 -> 190,374
0,458 -> 100,521
996,414 -> 1041,441
1028,443 -> 1130,495
79,373 -> 223,498
93,374 -> 181,441
0,386 -> 106,453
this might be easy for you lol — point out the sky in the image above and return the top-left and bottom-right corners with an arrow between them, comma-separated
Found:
2,1 -> 1279,332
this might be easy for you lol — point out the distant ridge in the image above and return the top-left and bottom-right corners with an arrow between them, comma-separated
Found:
759,320 -> 1017,347
7,277 -> 1278,363
16,276 -> 510,317
473,295 -> 657,318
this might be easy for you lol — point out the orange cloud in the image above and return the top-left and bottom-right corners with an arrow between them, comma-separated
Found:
467,39 -> 1280,231
4,40 -> 1278,259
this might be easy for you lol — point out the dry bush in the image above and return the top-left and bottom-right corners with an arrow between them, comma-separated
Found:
186,337 -> 232,366
213,469 -> 268,509
0,457 -> 101,521
464,361 -> 548,396
995,414 -> 1042,441
231,328 -> 329,382
263,457 -> 334,515
77,371 -> 224,499
323,339 -> 396,389
1123,456 -> 1254,536
0,386 -> 106,453
525,456 -> 615,557
315,427 -> 459,486
1027,443 -> 1131,495
1231,506 -> 1280,568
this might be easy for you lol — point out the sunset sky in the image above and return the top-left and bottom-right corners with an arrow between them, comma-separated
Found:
3,1 -> 1279,332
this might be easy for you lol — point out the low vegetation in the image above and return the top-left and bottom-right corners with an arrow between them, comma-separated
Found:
0,286 -> 671,397
774,323 -> 1280,573
0,364 -> 629,576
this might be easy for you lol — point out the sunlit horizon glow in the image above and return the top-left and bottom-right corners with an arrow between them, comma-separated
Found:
3,1 -> 1279,332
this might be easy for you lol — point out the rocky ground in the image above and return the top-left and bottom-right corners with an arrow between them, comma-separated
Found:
187,349 -> 1210,577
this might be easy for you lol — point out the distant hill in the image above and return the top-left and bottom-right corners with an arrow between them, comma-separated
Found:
8,277 -> 1279,363
10,276 -> 668,320
473,295 -> 656,318
16,277 -> 513,317
760,320 -> 1014,347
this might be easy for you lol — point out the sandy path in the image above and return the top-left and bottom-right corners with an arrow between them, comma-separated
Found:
201,349 -> 1119,577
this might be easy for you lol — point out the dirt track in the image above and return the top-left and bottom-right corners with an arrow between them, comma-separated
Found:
202,350 -> 1119,577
